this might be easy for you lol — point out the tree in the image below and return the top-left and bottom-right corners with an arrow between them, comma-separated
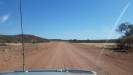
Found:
117,22 -> 133,36
116,22 -> 133,53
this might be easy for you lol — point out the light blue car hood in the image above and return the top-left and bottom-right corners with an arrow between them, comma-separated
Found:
0,72 -> 95,75
0,69 -> 96,75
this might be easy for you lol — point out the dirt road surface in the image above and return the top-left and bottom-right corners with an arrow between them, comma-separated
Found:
0,42 -> 133,75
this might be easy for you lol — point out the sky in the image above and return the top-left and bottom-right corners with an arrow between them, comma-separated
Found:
0,0 -> 133,40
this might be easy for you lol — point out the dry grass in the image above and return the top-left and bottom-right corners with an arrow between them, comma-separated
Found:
0,42 -> 133,75
79,43 -> 116,48
0,42 -> 50,71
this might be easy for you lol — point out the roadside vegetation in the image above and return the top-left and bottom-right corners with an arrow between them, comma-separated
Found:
116,22 -> 133,53
69,22 -> 133,54
68,39 -> 118,43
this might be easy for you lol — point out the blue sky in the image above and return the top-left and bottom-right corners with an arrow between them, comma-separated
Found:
0,0 -> 133,40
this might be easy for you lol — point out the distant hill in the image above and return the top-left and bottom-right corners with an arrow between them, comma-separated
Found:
0,34 -> 49,43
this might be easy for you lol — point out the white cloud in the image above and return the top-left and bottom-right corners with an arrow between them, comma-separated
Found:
0,14 -> 10,23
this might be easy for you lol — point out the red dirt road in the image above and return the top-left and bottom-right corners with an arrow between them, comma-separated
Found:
0,42 -> 133,75
25,42 -> 133,75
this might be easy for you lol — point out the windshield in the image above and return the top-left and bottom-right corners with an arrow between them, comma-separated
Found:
0,0 -> 133,75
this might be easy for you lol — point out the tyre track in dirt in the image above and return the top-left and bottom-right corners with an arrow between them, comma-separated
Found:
73,43 -> 133,75
26,42 -> 133,75
1,42 -> 133,75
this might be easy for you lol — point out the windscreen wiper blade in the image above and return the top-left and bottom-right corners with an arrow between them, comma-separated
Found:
14,68 -> 96,74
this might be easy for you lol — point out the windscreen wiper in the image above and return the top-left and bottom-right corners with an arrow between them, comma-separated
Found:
14,68 -> 96,74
